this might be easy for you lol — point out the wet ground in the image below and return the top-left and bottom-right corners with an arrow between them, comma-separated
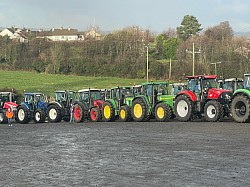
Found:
1,120 -> 250,187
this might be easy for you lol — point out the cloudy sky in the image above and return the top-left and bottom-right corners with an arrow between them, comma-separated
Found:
1,0 -> 250,33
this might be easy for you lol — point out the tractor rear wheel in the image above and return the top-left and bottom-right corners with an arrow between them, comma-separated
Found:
132,98 -> 149,122
231,95 -> 250,123
119,105 -> 131,122
204,100 -> 223,122
174,95 -> 193,122
0,111 -> 8,124
74,103 -> 84,123
90,107 -> 101,122
17,105 -> 31,124
47,105 -> 62,123
155,103 -> 172,122
102,101 -> 115,122
34,109 -> 46,123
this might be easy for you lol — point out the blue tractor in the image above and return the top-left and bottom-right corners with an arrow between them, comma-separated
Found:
16,92 -> 48,124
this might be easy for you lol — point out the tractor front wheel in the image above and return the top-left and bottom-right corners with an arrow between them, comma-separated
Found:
132,98 -> 148,122
90,107 -> 101,122
231,95 -> 250,123
174,95 -> 193,122
34,109 -> 46,123
119,105 -> 131,122
155,103 -> 172,122
204,100 -> 223,122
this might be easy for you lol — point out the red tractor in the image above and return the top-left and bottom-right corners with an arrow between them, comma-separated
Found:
75,88 -> 105,122
174,75 -> 232,122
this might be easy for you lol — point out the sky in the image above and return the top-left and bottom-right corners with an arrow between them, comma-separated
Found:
1,0 -> 250,34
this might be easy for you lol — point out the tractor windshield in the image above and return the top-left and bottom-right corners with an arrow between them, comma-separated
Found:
202,79 -> 218,89
35,94 -> 45,102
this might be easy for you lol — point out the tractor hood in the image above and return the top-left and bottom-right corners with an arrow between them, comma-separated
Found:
207,88 -> 232,99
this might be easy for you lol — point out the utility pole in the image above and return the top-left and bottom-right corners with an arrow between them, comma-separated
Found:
186,43 -> 201,76
169,58 -> 172,80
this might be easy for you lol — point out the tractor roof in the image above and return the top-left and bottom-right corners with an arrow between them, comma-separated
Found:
185,75 -> 217,79
24,92 -> 44,96
0,92 -> 15,95
78,88 -> 100,92
141,82 -> 168,86
56,90 -> 75,93
225,78 -> 243,82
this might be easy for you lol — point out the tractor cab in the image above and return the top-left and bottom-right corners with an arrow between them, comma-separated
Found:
243,74 -> 250,89
169,82 -> 187,95
0,92 -> 17,108
23,92 -> 46,110
174,75 -> 233,122
218,78 -> 244,92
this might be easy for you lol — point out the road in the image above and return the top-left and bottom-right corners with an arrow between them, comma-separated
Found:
1,120 -> 250,187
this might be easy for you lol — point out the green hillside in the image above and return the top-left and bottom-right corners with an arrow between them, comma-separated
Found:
0,71 -> 148,96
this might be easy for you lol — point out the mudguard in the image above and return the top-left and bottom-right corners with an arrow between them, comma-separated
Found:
176,90 -> 197,102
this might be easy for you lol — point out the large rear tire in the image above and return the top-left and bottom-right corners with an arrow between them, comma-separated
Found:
102,101 -> 116,122
17,105 -> 31,124
34,109 -> 46,123
231,95 -> 250,123
155,103 -> 172,122
74,103 -> 84,123
119,105 -> 131,122
47,105 -> 62,123
132,98 -> 149,122
204,100 -> 223,122
174,95 -> 193,122
90,107 -> 101,122
0,111 -> 8,124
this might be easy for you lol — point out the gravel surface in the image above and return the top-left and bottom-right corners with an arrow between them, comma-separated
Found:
1,120 -> 250,187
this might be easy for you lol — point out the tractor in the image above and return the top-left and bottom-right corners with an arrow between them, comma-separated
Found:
131,82 -> 175,122
47,90 -> 82,123
16,92 -> 48,124
102,85 -> 137,122
0,92 -> 19,124
76,88 -> 105,122
230,74 -> 250,122
218,78 -> 244,92
174,75 -> 233,122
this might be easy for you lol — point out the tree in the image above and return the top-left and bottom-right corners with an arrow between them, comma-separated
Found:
177,15 -> 202,41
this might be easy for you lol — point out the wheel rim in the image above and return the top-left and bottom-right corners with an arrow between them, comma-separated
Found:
207,105 -> 216,118
177,100 -> 188,117
104,105 -> 111,119
235,101 -> 246,116
18,109 -> 25,121
49,108 -> 57,120
35,112 -> 41,121
120,109 -> 126,119
74,105 -> 82,121
134,103 -> 142,118
91,109 -> 97,121
157,106 -> 165,119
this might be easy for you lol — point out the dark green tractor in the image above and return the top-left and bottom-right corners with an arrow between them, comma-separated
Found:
230,74 -> 250,122
131,82 -> 175,122
102,85 -> 140,122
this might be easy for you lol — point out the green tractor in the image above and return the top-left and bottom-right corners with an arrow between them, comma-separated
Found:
230,74 -> 250,122
102,85 -> 139,122
131,82 -> 175,122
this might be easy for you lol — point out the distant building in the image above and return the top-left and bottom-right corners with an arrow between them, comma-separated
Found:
36,27 -> 85,41
0,27 -> 29,43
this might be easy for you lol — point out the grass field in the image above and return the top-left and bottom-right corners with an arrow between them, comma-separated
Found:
0,70 -> 151,96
